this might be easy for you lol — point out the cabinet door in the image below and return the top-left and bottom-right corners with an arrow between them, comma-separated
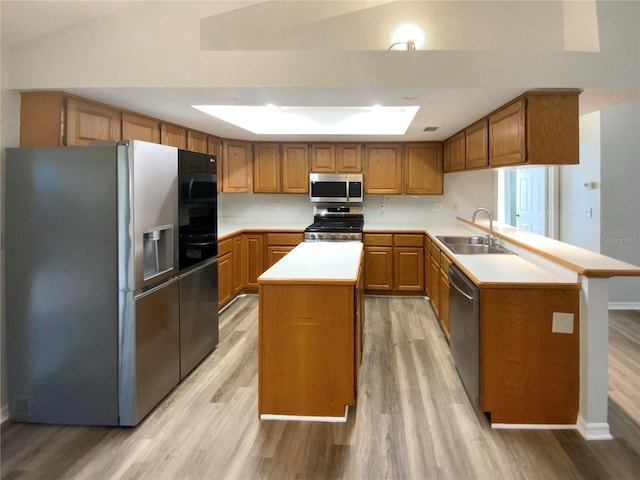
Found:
394,247 -> 424,291
222,140 -> 253,193
403,143 -> 443,195
449,131 -> 466,172
207,136 -> 221,157
364,246 -> 393,290
65,97 -> 122,146
429,255 -> 440,317
439,268 -> 450,340
336,144 -> 362,172
122,113 -> 160,144
282,143 -> 309,193
218,252 -> 233,309
363,144 -> 403,194
266,245 -> 295,268
443,139 -> 451,173
160,123 -> 187,149
489,99 -> 525,166
310,143 -> 336,172
254,143 -> 281,193
465,118 -> 489,169
233,235 -> 243,294
187,130 -> 208,153
242,234 -> 264,290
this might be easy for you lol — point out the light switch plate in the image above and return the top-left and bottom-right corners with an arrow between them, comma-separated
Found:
552,312 -> 574,334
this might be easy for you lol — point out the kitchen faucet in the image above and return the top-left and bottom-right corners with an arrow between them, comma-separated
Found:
471,208 -> 495,245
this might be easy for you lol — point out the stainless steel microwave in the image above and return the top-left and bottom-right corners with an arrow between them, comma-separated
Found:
309,173 -> 363,203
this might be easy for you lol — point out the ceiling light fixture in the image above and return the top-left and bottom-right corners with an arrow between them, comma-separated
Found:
192,105 -> 420,135
388,40 -> 415,51
390,23 -> 424,50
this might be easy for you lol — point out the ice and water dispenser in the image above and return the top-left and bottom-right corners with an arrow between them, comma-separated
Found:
142,225 -> 174,281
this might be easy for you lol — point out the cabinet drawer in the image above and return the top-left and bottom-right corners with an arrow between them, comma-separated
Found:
266,232 -> 303,246
395,234 -> 423,247
440,252 -> 451,274
364,233 -> 393,246
218,237 -> 233,256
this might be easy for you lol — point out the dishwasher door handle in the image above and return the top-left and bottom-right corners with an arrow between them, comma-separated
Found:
449,273 -> 475,302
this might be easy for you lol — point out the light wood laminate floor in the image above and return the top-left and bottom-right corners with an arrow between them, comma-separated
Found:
2,297 -> 639,479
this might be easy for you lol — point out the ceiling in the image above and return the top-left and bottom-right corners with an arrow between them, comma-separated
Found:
2,1 -> 638,142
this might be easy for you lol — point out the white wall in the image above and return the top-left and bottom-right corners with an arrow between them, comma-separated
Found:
219,169 -> 496,226
559,111 -> 602,252
600,99 -> 640,307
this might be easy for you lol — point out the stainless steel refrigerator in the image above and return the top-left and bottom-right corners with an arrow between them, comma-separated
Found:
6,140 -> 181,426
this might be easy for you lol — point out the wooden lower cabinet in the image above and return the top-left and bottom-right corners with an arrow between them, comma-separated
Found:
479,287 -> 580,424
217,238 -> 234,309
364,233 -> 425,294
266,233 -> 303,268
438,253 -> 451,341
242,234 -> 264,292
233,235 -> 243,295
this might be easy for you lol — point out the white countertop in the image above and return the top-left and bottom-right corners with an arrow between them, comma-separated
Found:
258,242 -> 363,283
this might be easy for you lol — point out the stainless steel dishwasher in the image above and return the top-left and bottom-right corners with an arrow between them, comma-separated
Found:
448,264 -> 480,406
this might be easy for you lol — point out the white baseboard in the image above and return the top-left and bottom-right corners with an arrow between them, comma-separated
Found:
576,416 -> 613,440
260,406 -> 348,423
608,302 -> 640,310
492,423 -> 576,431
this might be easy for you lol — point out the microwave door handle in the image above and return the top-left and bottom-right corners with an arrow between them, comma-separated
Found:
187,178 -> 195,199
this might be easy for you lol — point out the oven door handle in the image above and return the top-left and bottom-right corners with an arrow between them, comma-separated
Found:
183,240 -> 216,247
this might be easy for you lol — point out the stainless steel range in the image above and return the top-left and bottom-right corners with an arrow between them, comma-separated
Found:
304,205 -> 364,242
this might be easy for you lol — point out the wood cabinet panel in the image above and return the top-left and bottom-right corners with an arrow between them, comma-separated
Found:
218,253 -> 233,309
122,113 -> 160,143
403,143 -> 443,195
266,246 -> 296,268
394,247 -> 424,291
266,233 -> 304,245
364,246 -> 393,290
480,288 -> 579,424
207,136 -> 221,157
363,233 -> 393,246
253,143 -> 281,193
489,100 -> 525,166
66,97 -> 122,146
282,143 -> 309,193
336,144 -> 362,172
222,140 -> 253,193
187,130 -> 208,153
160,123 -> 187,149
465,118 -> 489,169
448,131 -> 466,172
242,234 -> 264,290
438,271 -> 450,340
20,92 -> 65,146
233,235 -> 243,294
310,144 -> 336,172
364,144 -> 403,194
394,234 -> 424,247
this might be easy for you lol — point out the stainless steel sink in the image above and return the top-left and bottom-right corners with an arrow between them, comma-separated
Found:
435,235 -> 514,255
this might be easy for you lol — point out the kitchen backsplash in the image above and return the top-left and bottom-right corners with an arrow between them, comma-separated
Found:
218,170 -> 496,225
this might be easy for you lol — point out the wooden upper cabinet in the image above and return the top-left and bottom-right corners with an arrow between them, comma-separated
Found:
489,100 -> 525,166
222,139 -> 253,193
282,143 -> 309,193
66,97 -> 122,146
443,139 -> 451,173
489,93 -> 579,167
160,123 -> 187,149
207,135 -> 221,157
364,143 -> 403,194
310,144 -> 336,172
122,113 -> 160,144
336,144 -> 362,172
253,143 -> 281,193
20,92 -> 66,146
465,118 -> 489,169
403,143 -> 443,195
448,131 -> 466,172
187,130 -> 208,153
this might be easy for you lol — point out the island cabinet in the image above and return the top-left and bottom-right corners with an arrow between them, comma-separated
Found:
266,233 -> 304,268
489,92 -> 579,167
364,233 -> 425,294
222,139 -> 253,193
258,242 -> 363,418
217,237 -> 234,309
479,287 -> 580,424
310,143 -> 362,173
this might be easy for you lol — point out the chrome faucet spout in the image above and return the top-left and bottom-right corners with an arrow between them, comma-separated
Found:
471,208 -> 495,245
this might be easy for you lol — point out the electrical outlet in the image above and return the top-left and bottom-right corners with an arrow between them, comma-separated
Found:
433,203 -> 442,211
584,207 -> 592,218
275,203 -> 281,211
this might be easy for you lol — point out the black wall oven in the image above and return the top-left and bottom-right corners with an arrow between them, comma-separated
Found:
178,149 -> 217,271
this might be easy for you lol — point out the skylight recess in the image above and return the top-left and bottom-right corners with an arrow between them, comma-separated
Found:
192,105 -> 420,135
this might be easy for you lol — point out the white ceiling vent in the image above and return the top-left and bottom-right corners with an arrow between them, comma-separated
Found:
423,126 -> 439,132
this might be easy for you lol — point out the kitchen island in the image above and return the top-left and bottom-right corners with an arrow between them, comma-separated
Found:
257,242 -> 364,421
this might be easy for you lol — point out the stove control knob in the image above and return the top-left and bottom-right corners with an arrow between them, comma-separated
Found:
331,233 -> 336,240
350,234 -> 356,239
310,233 -> 316,240
342,234 -> 348,239
318,233 -> 323,239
